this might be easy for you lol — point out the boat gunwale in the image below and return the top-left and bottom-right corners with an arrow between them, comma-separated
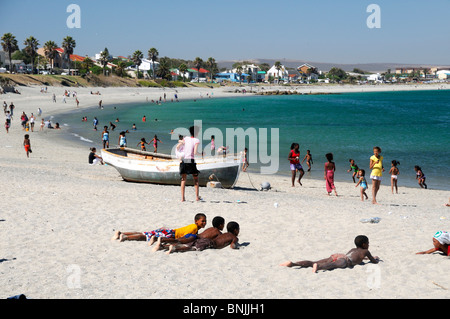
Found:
102,147 -> 243,165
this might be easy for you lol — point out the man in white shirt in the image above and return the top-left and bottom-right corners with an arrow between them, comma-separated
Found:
180,126 -> 200,202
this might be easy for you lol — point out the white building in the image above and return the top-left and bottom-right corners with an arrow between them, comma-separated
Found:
125,58 -> 160,78
266,64 -> 289,82
436,70 -> 450,80
367,73 -> 383,83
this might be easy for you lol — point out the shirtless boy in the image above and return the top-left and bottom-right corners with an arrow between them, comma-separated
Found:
166,221 -> 240,254
151,216 -> 225,252
302,150 -> 313,171
280,235 -> 379,273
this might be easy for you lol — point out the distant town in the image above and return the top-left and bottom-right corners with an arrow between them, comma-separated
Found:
1,33 -> 450,86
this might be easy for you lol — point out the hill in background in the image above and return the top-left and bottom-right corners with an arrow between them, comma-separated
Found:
217,58 -> 450,73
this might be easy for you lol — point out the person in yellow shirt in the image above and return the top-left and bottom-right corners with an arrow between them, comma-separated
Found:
369,146 -> 385,205
111,213 -> 206,242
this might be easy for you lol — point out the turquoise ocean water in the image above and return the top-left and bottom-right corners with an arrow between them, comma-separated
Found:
57,89 -> 450,190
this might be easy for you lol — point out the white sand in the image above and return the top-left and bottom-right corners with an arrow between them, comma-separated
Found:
1,83 -> 449,299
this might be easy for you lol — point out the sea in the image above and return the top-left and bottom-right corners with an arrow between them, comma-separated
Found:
56,89 -> 450,191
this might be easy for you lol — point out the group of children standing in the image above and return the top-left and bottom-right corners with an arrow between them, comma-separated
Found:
289,144 -> 429,203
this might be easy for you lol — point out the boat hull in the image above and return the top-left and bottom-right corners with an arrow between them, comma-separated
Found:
101,148 -> 242,189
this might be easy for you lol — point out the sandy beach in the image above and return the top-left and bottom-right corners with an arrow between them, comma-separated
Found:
1,82 -> 449,299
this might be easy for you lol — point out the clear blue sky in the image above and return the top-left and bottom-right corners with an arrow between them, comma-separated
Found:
1,0 -> 449,65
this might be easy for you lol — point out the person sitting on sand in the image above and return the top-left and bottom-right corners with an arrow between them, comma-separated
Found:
89,147 -> 104,165
152,216 -> 225,253
280,235 -> 380,273
164,221 -> 240,254
416,231 -> 449,256
111,213 -> 206,244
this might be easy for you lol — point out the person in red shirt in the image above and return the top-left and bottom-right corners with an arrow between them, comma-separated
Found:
288,143 -> 304,187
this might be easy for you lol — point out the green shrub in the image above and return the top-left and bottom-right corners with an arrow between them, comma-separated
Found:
138,80 -> 160,87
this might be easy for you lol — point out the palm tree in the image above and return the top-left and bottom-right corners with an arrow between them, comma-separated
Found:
148,47 -> 158,79
116,61 -> 126,77
23,36 -> 40,74
193,57 -> 203,83
274,61 -> 282,82
43,41 -> 58,74
62,36 -> 76,73
179,63 -> 188,82
236,65 -> 243,85
156,57 -> 170,80
131,50 -> 143,79
206,57 -> 217,83
81,57 -> 94,73
1,33 -> 19,73
99,48 -> 110,76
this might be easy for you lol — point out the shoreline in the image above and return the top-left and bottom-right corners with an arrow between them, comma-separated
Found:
47,83 -> 450,191
1,83 -> 449,299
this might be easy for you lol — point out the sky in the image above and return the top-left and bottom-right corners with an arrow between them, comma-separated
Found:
1,0 -> 449,65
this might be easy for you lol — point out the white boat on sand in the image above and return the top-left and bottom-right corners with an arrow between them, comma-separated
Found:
101,147 -> 243,189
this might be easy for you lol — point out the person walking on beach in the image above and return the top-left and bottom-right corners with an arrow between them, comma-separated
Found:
324,152 -> 337,196
369,146 -> 384,204
102,126 -> 109,149
5,119 -> 10,133
210,135 -> 216,156
302,150 -> 313,172
288,143 -> 304,186
242,147 -> 249,172
414,165 -> 427,189
118,131 -> 127,148
389,160 -> 400,194
150,135 -> 162,153
355,169 -> 369,201
137,138 -> 149,151
23,134 -> 32,158
93,117 -> 99,131
347,159 -> 359,183
29,113 -> 35,132
180,125 -> 201,202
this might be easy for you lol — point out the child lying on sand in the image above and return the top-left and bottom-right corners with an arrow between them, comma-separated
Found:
161,221 -> 240,254
416,231 -> 449,256
151,216 -> 225,252
111,213 -> 206,244
280,235 -> 379,273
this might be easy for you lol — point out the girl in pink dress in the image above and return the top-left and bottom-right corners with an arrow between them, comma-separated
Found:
324,153 -> 338,196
